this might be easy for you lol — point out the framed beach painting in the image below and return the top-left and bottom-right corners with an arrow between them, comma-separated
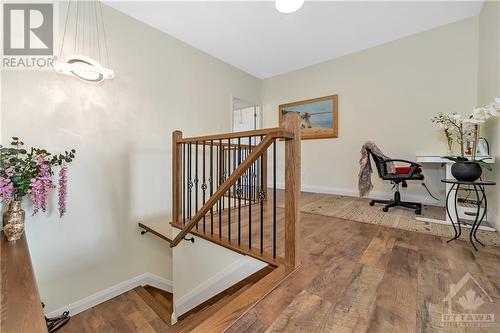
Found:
279,95 -> 338,140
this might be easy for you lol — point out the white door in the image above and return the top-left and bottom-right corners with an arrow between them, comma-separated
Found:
232,106 -> 261,132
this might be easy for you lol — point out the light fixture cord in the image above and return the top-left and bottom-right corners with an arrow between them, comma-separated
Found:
98,0 -> 111,67
94,0 -> 101,64
59,0 -> 72,59
74,0 -> 79,54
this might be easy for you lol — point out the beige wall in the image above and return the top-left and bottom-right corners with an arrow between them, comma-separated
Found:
0,4 -> 261,312
262,17 -> 479,204
478,0 -> 500,229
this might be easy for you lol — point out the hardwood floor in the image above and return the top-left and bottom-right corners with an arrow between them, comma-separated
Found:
60,192 -> 500,332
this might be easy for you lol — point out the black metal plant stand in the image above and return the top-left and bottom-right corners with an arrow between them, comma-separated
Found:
441,179 -> 496,251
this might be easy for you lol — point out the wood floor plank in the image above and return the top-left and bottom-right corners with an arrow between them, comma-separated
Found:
264,290 -> 333,333
366,245 -> 419,333
319,263 -> 385,333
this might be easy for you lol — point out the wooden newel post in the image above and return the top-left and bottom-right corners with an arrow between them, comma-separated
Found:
172,131 -> 183,225
283,112 -> 301,268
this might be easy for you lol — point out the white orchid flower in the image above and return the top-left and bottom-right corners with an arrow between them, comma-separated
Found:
472,107 -> 491,120
463,118 -> 485,124
495,97 -> 500,109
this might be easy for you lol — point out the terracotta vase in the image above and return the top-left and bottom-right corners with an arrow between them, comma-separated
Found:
3,200 -> 25,241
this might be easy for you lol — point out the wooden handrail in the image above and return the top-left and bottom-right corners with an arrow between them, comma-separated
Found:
170,132 -> 285,247
177,128 -> 293,143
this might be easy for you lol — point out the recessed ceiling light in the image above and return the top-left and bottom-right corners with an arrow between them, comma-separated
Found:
275,0 -> 305,14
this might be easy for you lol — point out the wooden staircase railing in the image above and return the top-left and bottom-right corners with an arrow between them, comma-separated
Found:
170,112 -> 301,268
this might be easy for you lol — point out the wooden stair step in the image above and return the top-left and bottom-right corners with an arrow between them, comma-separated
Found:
172,285 -> 252,333
134,286 -> 172,325
144,285 -> 173,315
189,265 -> 296,333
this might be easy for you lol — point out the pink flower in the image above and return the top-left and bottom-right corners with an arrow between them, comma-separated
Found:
29,163 -> 55,214
58,167 -> 67,217
4,166 -> 15,177
0,176 -> 14,204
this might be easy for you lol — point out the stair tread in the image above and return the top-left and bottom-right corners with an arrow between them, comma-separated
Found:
190,265 -> 294,333
135,286 -> 172,326
174,291 -> 243,333
144,285 -> 174,315
169,275 -> 261,333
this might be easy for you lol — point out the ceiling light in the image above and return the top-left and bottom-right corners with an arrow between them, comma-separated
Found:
54,0 -> 114,84
54,55 -> 113,83
275,0 -> 304,14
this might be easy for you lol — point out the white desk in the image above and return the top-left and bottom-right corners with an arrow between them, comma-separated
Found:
415,155 -> 496,231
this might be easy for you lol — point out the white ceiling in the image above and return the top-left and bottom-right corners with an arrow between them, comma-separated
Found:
105,1 -> 484,79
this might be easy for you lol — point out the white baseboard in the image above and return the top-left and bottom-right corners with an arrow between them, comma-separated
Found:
272,182 -> 443,206
174,256 -> 267,317
45,272 -> 173,318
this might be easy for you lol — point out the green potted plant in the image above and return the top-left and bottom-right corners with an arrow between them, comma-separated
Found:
0,137 -> 76,241
432,98 -> 499,181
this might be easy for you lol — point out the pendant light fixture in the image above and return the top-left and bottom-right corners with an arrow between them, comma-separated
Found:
275,0 -> 305,14
54,0 -> 114,83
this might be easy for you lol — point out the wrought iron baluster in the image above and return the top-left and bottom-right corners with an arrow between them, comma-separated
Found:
188,142 -> 192,220
226,139 -> 231,242
219,139 -> 222,238
202,141 -> 206,232
248,136 -> 252,249
259,136 -> 265,254
195,142 -> 199,229
210,140 -> 214,235
182,142 -> 186,224
238,137 -> 242,245
273,139 -> 277,259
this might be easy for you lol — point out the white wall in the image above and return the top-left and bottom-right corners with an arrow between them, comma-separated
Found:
0,3 -> 260,313
171,228 -> 266,319
262,17 -> 479,203
477,0 -> 500,229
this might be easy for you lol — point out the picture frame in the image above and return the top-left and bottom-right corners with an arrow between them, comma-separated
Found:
279,95 -> 338,140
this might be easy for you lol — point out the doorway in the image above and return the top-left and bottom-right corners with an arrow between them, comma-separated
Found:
232,97 -> 261,133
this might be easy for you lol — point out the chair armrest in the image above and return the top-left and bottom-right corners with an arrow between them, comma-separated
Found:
381,159 -> 422,168
376,159 -> 422,177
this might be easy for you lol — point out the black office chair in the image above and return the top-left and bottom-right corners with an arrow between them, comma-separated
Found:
367,149 -> 424,215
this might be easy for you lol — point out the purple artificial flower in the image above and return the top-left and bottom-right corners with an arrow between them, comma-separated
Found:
58,167 -> 67,217
29,163 -> 55,214
0,176 -> 14,204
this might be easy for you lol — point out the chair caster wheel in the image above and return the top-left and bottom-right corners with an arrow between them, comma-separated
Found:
415,209 -> 421,215
369,201 -> 375,206
382,207 -> 389,212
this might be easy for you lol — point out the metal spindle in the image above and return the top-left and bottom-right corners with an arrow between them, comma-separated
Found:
218,139 -> 222,238
227,139 -> 231,242
210,140 -> 214,235
195,142 -> 199,229
248,136 -> 252,249
238,137 -> 242,245
202,141 -> 206,232
182,143 -> 186,224
273,139 -> 277,259
260,136 -> 264,253
188,142 -> 192,220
